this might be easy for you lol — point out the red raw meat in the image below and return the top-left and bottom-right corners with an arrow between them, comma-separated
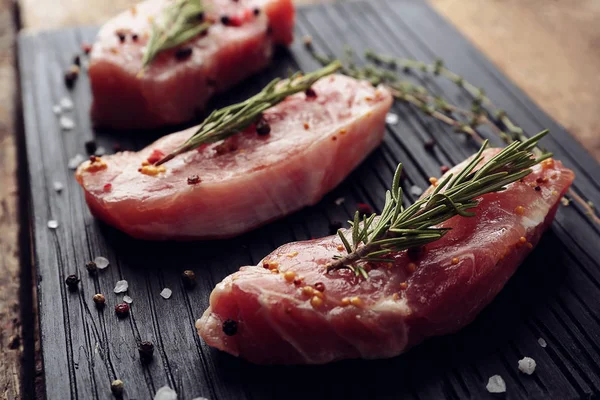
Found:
196,150 -> 574,364
76,75 -> 393,240
89,0 -> 295,130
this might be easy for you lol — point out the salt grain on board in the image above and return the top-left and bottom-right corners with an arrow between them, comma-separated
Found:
123,295 -> 133,304
68,154 -> 85,170
59,97 -> 74,110
94,256 -> 110,269
160,288 -> 172,299
385,112 -> 399,125
486,375 -> 506,393
95,146 -> 106,156
538,338 -> 547,348
53,181 -> 64,192
334,197 -> 345,206
518,357 -> 536,375
410,185 -> 423,197
52,105 -> 61,114
154,385 -> 177,400
47,220 -> 59,229
114,280 -> 129,294
59,115 -> 75,130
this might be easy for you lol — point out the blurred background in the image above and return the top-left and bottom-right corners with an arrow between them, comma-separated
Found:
0,0 -> 598,398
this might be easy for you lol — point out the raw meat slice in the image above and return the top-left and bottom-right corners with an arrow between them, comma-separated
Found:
196,150 -> 574,364
89,0 -> 295,130
76,74 -> 393,240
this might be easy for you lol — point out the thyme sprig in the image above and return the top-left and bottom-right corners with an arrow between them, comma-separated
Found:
327,131 -> 552,277
142,0 -> 210,70
306,45 -> 599,224
156,61 -> 342,165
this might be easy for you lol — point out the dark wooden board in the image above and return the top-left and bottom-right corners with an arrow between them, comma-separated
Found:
17,0 -> 600,399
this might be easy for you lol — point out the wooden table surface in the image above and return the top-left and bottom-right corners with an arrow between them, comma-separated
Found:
2,0 -> 599,398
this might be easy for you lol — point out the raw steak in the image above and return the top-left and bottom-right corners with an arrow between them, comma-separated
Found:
197,150 -> 574,364
89,0 -> 295,130
76,74 -> 393,240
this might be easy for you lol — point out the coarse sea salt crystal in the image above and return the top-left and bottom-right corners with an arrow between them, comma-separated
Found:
334,197 -> 345,206
123,295 -> 133,304
53,181 -> 64,192
538,338 -> 547,348
68,154 -> 85,170
114,280 -> 129,294
59,115 -> 75,130
52,105 -> 61,114
59,97 -> 74,110
192,397 -> 209,400
385,112 -> 399,125
410,185 -> 423,197
95,146 -> 106,156
94,256 -> 110,269
518,357 -> 536,375
47,220 -> 59,229
486,375 -> 506,393
154,385 -> 177,400
160,288 -> 172,299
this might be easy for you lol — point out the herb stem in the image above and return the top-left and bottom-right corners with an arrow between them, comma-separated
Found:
306,47 -> 598,224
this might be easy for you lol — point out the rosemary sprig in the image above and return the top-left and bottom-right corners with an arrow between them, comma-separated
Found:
155,61 -> 342,165
327,130 -> 552,277
142,0 -> 210,70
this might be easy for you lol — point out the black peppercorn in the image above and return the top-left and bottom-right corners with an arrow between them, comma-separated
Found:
535,186 -> 541,191
86,261 -> 98,274
253,8 -> 260,16
115,303 -> 130,318
222,319 -> 238,336
221,15 -> 230,25
73,55 -> 81,66
305,87 -> 317,98
314,282 -> 326,292
65,275 -> 80,292
93,293 -> 106,308
187,175 -> 201,185
175,47 -> 193,61
85,140 -> 97,155
116,31 -> 126,43
64,66 -> 79,89
111,379 -> 124,397
424,139 -> 436,151
138,341 -> 155,364
256,119 -> 271,136
328,221 -> 342,235
440,165 -> 450,174
131,33 -> 139,41
182,270 -> 197,289
407,246 -> 426,262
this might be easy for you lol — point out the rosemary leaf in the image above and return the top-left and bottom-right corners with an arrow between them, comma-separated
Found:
156,61 -> 342,165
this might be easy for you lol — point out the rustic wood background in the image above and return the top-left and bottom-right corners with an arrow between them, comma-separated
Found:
2,0 -> 599,398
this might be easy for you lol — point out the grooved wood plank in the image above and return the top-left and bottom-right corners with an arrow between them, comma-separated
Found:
18,1 -> 600,399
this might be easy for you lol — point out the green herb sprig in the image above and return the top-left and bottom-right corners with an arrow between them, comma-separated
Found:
327,130 -> 551,278
156,61 -> 342,165
305,44 -> 598,224
142,0 -> 210,70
